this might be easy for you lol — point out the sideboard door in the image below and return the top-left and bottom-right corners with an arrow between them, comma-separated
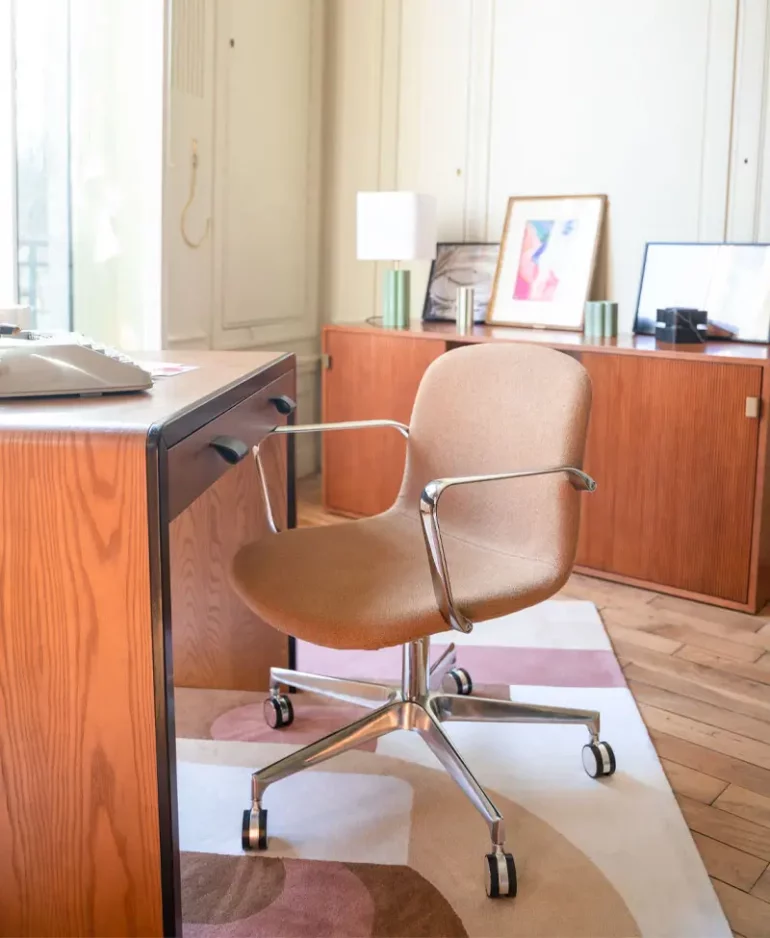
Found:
576,353 -> 762,604
322,330 -> 446,516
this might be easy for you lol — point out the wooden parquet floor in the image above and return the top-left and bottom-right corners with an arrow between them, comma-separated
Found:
297,476 -> 770,938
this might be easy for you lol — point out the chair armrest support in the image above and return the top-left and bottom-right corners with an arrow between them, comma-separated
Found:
418,466 -> 596,634
255,420 -> 410,532
273,420 -> 409,438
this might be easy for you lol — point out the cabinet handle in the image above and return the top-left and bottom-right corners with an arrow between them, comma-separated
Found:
269,394 -> 296,416
210,436 -> 249,464
746,396 -> 760,419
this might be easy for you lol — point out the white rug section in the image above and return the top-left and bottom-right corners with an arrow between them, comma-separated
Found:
375,684 -> 729,938
433,599 -> 613,650
177,759 -> 413,865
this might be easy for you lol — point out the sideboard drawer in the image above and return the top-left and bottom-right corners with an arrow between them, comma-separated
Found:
166,371 -> 294,520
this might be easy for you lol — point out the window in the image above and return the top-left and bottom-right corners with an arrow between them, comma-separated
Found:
13,0 -> 72,330
1,0 -> 165,343
0,0 -> 16,310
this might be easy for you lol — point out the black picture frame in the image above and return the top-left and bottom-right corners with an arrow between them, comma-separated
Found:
422,242 -> 500,323
633,241 -> 770,344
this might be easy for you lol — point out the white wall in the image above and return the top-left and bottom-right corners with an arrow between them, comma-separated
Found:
322,0 -> 759,333
322,0 -> 402,325
731,0 -> 770,242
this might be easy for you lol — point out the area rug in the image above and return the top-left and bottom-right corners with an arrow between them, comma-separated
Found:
176,600 -> 730,937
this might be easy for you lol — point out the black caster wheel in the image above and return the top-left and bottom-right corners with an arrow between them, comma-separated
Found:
242,807 -> 268,851
582,740 -> 616,778
443,667 -> 473,695
485,851 -> 517,898
264,694 -> 294,729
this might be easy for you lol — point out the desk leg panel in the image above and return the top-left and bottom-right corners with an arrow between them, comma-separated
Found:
0,430 -> 164,937
169,438 -> 290,692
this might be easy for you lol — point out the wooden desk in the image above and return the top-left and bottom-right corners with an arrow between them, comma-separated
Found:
0,351 -> 295,936
322,322 -> 770,613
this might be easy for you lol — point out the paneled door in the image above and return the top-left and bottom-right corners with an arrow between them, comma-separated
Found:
212,0 -> 321,349
322,330 -> 446,516
576,353 -> 762,603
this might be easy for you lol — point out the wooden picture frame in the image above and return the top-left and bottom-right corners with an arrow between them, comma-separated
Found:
486,194 -> 606,330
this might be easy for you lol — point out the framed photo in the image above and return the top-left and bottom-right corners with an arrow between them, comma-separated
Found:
634,242 -> 770,344
487,194 -> 606,329
422,242 -> 499,323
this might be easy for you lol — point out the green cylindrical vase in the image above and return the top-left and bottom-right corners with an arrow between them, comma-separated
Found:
383,269 -> 410,328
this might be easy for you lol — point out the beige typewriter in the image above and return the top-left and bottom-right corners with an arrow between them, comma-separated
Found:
0,331 -> 153,399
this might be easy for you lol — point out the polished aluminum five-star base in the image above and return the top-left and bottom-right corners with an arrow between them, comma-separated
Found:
243,635 -> 614,897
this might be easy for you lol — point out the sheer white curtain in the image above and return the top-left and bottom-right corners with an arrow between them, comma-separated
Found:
0,0 -> 166,343
69,0 -> 165,349
13,0 -> 72,330
0,0 -> 18,311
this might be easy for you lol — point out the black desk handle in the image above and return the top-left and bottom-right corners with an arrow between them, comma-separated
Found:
210,436 -> 249,464
269,394 -> 296,416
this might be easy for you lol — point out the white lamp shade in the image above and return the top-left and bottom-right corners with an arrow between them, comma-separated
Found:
356,191 -> 437,261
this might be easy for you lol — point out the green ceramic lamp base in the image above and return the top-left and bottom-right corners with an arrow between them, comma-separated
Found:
383,269 -> 410,328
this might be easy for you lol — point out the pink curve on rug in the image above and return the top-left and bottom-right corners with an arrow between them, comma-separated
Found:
295,643 -> 625,688
211,701 -> 379,750
183,858 -> 375,938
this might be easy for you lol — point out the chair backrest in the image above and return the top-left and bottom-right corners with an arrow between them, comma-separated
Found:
394,342 -> 592,570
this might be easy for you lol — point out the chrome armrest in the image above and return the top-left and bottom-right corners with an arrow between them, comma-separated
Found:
273,419 -> 409,439
254,419 -> 410,532
418,466 -> 597,634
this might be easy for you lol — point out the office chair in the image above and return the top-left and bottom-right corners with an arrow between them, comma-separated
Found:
231,342 -> 616,899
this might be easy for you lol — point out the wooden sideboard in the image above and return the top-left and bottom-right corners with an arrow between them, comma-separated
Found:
321,322 -> 770,613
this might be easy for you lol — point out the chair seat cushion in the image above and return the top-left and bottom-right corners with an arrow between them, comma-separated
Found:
230,509 -> 566,650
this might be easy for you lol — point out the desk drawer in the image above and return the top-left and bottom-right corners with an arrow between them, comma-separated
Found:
166,372 -> 294,520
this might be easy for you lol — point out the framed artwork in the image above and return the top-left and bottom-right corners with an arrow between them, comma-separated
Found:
422,242 -> 499,322
487,194 -> 606,329
634,242 -> 770,344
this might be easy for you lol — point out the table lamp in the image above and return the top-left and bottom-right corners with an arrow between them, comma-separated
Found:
357,191 -> 438,328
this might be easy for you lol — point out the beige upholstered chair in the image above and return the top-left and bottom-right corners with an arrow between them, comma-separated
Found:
232,342 -> 615,899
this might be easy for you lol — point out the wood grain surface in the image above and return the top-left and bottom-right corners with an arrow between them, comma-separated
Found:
752,356 -> 770,614
0,350 -> 291,434
322,329 -> 445,515
575,353 -> 761,603
324,320 -> 770,364
166,375 -> 290,520
170,435 -> 290,691
0,429 -> 162,937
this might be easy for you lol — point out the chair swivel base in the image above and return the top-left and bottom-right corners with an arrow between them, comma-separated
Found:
241,638 -> 616,899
